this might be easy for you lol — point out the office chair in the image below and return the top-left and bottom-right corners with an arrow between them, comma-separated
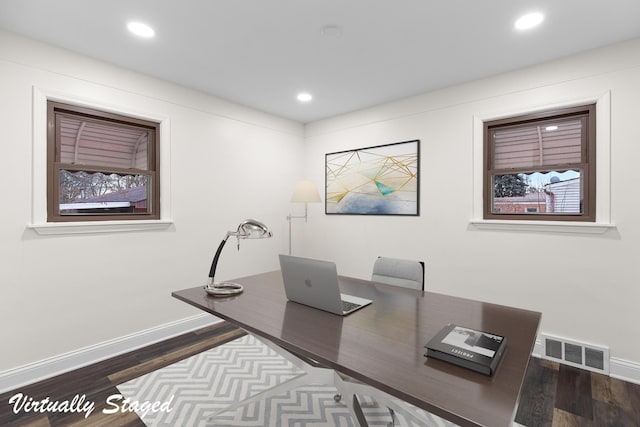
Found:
368,256 -> 427,426
371,256 -> 425,291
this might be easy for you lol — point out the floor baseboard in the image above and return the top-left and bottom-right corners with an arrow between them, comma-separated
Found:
0,314 -> 220,393
610,357 -> 640,385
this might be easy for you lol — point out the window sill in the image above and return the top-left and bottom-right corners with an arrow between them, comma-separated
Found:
468,220 -> 616,235
27,220 -> 174,235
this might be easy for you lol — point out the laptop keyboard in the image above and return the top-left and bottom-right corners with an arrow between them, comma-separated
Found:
342,300 -> 361,312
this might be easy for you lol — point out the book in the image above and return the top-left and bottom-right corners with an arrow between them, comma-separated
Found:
424,324 -> 507,376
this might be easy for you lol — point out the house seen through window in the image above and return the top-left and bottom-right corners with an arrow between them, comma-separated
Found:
47,101 -> 160,222
484,104 -> 596,221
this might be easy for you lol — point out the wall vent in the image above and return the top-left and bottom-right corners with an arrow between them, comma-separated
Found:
541,333 -> 609,374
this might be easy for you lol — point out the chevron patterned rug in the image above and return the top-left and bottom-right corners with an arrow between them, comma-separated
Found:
117,334 -> 459,426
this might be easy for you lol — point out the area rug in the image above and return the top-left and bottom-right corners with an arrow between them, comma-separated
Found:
117,334 -> 458,426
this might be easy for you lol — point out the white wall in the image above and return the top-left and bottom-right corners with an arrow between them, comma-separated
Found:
0,31 -> 304,372
302,38 -> 640,367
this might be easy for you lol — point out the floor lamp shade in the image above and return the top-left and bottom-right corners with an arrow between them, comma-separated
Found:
291,180 -> 322,203
287,180 -> 321,255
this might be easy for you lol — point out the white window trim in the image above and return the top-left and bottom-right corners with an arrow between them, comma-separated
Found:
470,91 -> 615,234
28,86 -> 173,235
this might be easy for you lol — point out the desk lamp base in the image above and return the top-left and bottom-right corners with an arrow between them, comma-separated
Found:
204,282 -> 244,296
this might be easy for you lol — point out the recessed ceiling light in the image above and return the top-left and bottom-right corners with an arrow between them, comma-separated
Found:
514,12 -> 544,30
127,21 -> 155,38
297,93 -> 313,102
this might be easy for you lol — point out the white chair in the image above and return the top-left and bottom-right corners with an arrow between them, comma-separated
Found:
368,256 -> 429,426
371,256 -> 425,291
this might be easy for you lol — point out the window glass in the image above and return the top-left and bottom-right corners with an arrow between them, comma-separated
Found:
58,171 -> 152,215
491,169 -> 583,215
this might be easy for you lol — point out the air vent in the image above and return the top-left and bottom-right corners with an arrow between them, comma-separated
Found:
542,334 -> 609,374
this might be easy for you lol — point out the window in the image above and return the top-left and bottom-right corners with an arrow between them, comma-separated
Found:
47,101 -> 160,222
484,104 -> 596,222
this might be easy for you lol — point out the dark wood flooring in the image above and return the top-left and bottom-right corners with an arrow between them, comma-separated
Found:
1,322 -> 638,426
516,357 -> 640,427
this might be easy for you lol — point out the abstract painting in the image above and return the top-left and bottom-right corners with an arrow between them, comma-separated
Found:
325,140 -> 420,215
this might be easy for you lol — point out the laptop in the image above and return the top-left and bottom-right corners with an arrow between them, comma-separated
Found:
279,254 -> 372,315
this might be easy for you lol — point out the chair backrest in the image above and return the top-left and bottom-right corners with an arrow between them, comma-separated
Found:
371,257 -> 425,291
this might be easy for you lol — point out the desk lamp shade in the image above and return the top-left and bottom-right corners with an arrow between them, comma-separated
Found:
205,219 -> 272,296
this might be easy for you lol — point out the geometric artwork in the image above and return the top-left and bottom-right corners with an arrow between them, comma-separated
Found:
325,140 -> 420,215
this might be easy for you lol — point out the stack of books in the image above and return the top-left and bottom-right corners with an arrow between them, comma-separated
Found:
424,324 -> 507,376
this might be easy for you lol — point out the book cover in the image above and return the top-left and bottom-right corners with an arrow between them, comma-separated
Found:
424,324 -> 507,376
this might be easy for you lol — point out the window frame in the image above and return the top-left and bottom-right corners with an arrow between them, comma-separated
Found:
483,104 -> 596,222
46,101 -> 161,222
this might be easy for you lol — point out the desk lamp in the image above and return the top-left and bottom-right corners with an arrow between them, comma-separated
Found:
204,219 -> 272,296
286,180 -> 321,255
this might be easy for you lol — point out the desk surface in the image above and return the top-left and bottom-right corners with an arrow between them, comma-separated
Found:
172,271 -> 541,427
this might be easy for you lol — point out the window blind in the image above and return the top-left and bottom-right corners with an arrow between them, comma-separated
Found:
492,118 -> 583,170
58,115 -> 150,170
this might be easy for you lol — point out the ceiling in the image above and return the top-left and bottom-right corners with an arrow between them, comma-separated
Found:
2,1 -> 640,123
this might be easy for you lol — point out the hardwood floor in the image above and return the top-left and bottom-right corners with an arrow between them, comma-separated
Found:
516,357 -> 640,426
1,322 -> 638,426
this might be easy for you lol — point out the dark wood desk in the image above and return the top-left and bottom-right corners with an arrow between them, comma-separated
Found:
172,271 -> 541,427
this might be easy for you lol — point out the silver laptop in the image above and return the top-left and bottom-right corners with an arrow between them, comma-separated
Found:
279,254 -> 372,315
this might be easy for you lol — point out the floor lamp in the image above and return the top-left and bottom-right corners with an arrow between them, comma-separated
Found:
286,180 -> 321,255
